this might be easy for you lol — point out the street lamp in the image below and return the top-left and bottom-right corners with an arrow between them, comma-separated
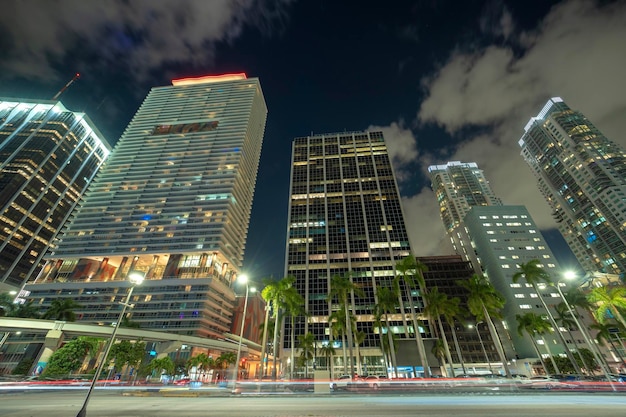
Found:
468,322 -> 493,373
558,271 -> 615,391
76,271 -> 145,417
233,274 -> 255,392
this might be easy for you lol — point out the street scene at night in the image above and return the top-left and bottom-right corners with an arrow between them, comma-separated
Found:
1,1 -> 625,416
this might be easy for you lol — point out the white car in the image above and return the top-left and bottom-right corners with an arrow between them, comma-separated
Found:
330,375 -> 352,391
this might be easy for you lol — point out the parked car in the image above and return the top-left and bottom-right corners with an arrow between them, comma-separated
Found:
173,378 -> 191,386
363,375 -> 388,389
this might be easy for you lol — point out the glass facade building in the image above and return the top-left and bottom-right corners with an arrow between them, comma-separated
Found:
284,131 -> 428,376
0,99 -> 110,292
519,97 -> 626,278
22,74 -> 267,340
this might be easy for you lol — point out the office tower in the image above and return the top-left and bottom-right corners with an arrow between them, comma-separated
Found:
428,162 -> 502,272
284,130 -> 430,377
417,255 -> 506,374
22,73 -> 267,341
0,99 -> 110,292
519,97 -> 626,278
428,162 -> 572,361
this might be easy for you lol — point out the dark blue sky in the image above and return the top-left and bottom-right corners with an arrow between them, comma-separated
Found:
2,0 -> 624,279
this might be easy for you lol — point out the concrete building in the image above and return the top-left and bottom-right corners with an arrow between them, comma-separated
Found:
284,130 -> 432,377
0,99 -> 110,292
519,97 -> 626,279
14,74 -> 267,371
428,161 -> 580,363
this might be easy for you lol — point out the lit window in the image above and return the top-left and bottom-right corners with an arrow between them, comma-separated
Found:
515,294 -> 525,298
520,304 -> 531,309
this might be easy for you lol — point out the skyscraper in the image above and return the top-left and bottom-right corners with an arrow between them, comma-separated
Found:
284,131 -> 430,377
429,161 -> 502,271
23,73 -> 267,340
519,97 -> 626,278
0,99 -> 110,292
428,162 -> 569,361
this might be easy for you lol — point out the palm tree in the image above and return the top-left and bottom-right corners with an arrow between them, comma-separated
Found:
516,312 -> 557,374
587,286 -> 626,329
431,339 -> 447,372
318,343 -> 336,379
43,298 -> 82,321
456,274 -> 511,377
215,351 -> 236,381
442,296 -> 467,375
395,255 -> 431,377
284,288 -> 305,378
555,302 -> 591,372
329,310 -> 349,375
513,260 -> 581,374
297,332 -> 315,378
262,275 -> 297,378
375,285 -> 399,377
186,353 -> 215,382
330,272 -> 363,378
0,293 -> 16,317
591,322 -> 626,367
424,287 -> 457,377
354,330 -> 366,376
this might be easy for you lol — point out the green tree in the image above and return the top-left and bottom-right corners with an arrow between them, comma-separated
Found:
147,357 -> 175,378
186,353 -> 215,381
42,336 -> 101,378
591,322 -> 626,367
0,294 -> 41,318
330,272 -> 364,378
108,340 -> 146,380
284,285 -> 305,378
555,302 -> 591,372
457,274 -> 511,378
262,275 -> 297,379
375,285 -> 399,378
513,260 -> 581,374
215,351 -> 236,381
431,339 -> 446,370
423,287 -> 457,377
329,310 -> 349,375
43,298 -> 82,321
587,286 -> 626,329
516,312 -> 556,374
318,342 -> 336,379
394,255 -> 431,377
297,332 -> 315,378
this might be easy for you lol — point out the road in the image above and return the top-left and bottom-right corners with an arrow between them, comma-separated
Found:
1,390 -> 626,417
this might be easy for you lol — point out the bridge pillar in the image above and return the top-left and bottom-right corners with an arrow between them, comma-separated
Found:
31,329 -> 64,374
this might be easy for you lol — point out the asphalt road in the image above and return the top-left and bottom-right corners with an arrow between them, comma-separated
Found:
2,391 -> 626,417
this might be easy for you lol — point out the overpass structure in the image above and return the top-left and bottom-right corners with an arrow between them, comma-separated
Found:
0,317 -> 263,375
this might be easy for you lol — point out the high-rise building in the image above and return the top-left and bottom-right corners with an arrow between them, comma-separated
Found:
428,162 -> 571,361
284,130 -> 431,377
428,161 -> 502,271
22,73 -> 267,341
0,99 -> 110,292
519,97 -> 626,279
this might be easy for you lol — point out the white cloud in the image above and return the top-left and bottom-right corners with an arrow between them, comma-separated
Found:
402,0 -> 626,256
368,122 -> 418,182
0,0 -> 292,82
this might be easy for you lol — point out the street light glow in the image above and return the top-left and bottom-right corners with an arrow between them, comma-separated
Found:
563,270 -> 577,281
238,274 -> 249,284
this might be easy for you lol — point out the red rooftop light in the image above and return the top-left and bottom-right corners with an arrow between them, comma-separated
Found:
172,73 -> 247,86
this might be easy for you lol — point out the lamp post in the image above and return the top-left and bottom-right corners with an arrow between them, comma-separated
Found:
558,271 -> 615,391
76,271 -> 144,417
233,274 -> 255,392
469,322 -> 492,373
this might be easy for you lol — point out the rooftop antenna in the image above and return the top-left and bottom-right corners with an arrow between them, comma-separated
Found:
52,73 -> 81,101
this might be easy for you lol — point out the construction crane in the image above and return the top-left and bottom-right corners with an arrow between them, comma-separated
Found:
52,73 -> 80,101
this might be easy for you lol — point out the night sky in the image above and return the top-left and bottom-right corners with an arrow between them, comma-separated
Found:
1,0 -> 625,280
